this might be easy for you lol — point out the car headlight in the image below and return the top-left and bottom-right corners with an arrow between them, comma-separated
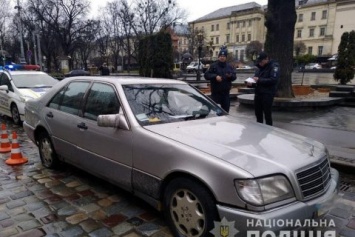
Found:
235,175 -> 294,206
20,95 -> 35,102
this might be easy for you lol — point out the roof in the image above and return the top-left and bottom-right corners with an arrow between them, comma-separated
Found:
192,2 -> 262,22
296,0 -> 329,7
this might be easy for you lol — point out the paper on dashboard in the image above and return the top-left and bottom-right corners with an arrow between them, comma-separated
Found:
245,77 -> 256,83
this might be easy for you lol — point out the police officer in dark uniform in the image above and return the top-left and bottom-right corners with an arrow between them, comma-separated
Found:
204,46 -> 237,112
250,52 -> 280,126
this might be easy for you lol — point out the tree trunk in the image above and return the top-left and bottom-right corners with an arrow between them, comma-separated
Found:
264,0 -> 297,98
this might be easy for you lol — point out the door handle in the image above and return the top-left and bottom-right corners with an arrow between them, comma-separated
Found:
77,122 -> 88,130
46,112 -> 53,118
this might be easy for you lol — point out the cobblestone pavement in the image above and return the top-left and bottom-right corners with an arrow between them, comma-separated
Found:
1,112 -> 355,236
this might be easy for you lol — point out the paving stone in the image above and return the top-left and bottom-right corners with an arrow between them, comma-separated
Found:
2,181 -> 23,190
40,213 -> 58,224
112,222 -> 134,236
89,227 -> 113,237
60,226 -> 84,237
121,230 -> 143,237
15,229 -> 46,237
18,219 -> 42,231
14,213 -> 35,222
23,195 -> 41,204
25,202 -> 46,211
90,209 -> 107,221
79,219 -> 101,232
121,206 -> 145,218
35,190 -> 55,199
0,227 -> 19,237
49,201 -> 69,211
0,219 -> 14,228
64,193 -> 81,202
140,211 -> 159,222
50,186 -> 76,197
72,196 -> 97,206
0,197 -> 10,204
346,218 -> 355,230
65,213 -> 88,224
102,214 -> 127,228
32,207 -> 53,219
75,185 -> 90,192
126,217 -> 144,226
97,198 -> 113,207
78,189 -> 95,197
66,180 -> 81,188
105,201 -> 130,216
329,207 -> 352,219
6,199 -> 26,209
0,212 -> 10,221
32,174 -> 49,180
340,228 -> 355,237
27,184 -> 46,192
7,206 -> 27,216
137,222 -> 160,236
43,195 -> 62,205
60,176 -> 78,184
151,227 -> 173,237
80,203 -> 101,213
108,195 -> 122,202
10,190 -> 33,200
42,221 -> 69,234
57,206 -> 79,216
44,180 -> 62,188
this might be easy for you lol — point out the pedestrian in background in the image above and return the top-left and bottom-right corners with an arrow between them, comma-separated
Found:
204,46 -> 237,112
99,63 -> 110,76
249,52 -> 280,126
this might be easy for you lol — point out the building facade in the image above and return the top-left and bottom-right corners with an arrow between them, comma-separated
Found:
188,0 -> 355,62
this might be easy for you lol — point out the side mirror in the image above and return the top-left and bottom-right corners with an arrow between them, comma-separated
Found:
97,114 -> 129,130
0,85 -> 9,92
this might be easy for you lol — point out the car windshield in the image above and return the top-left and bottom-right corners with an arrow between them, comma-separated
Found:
123,84 -> 226,126
11,73 -> 58,88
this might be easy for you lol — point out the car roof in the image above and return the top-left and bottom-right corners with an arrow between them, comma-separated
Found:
62,76 -> 187,86
3,70 -> 49,75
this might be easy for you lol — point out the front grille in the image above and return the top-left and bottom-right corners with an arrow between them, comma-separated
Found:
296,158 -> 331,199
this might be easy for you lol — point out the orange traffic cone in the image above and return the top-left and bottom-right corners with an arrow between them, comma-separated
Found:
5,132 -> 28,165
0,123 -> 11,153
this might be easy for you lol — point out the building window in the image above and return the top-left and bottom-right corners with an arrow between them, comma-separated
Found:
320,27 -> 325,36
240,50 -> 245,61
322,10 -> 327,19
308,46 -> 313,54
318,46 -> 323,56
309,28 -> 314,37
235,50 -> 239,60
216,24 -> 219,31
297,29 -> 302,38
236,35 -> 239,42
248,34 -> 251,41
249,20 -> 252,27
211,25 -> 214,31
226,34 -> 230,43
242,21 -> 246,27
311,12 -> 316,21
211,37 -> 214,44
298,14 -> 303,22
216,36 -> 219,44
237,21 -> 240,28
227,22 -> 230,30
242,34 -> 245,42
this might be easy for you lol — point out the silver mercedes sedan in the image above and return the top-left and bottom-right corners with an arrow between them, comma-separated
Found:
24,76 -> 339,236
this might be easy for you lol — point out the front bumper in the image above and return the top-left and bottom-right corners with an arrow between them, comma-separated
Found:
217,168 -> 339,236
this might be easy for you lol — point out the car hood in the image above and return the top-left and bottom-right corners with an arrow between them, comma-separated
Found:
144,116 -> 326,177
19,87 -> 51,99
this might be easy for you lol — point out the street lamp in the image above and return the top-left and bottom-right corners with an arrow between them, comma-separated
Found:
15,0 -> 25,63
196,32 -> 203,81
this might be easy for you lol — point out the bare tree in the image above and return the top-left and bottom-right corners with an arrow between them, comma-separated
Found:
246,41 -> 263,62
294,41 -> 306,56
27,0 -> 93,70
264,0 -> 297,98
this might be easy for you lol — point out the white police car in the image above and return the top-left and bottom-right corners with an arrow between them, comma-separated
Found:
0,69 -> 58,124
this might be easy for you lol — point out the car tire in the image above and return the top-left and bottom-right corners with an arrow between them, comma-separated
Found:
163,177 -> 219,237
11,104 -> 21,125
38,131 -> 59,169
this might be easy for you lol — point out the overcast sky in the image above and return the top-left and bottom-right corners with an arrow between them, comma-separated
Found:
90,0 -> 268,22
